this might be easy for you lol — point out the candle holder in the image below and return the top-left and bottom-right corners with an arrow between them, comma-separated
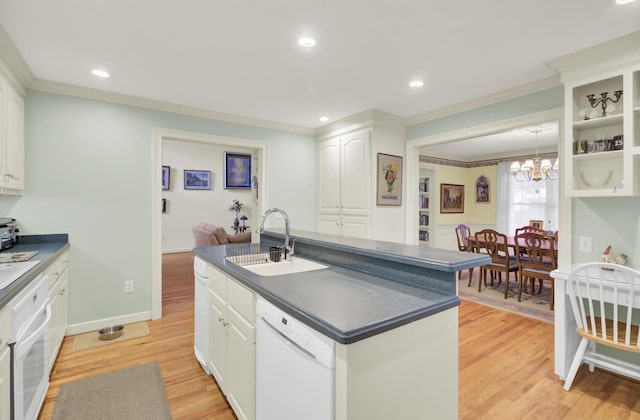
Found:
586,90 -> 622,118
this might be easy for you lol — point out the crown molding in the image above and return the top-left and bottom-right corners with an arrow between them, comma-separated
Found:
315,109 -> 407,140
0,23 -> 34,95
546,30 -> 640,78
29,79 -> 315,136
406,76 -> 561,126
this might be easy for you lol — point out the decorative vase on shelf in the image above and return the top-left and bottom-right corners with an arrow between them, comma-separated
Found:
233,217 -> 239,227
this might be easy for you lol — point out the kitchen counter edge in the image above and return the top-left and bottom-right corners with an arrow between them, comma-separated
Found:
0,235 -> 70,309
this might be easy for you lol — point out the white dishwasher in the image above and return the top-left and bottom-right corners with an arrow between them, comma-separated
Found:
256,297 -> 335,420
193,256 -> 211,375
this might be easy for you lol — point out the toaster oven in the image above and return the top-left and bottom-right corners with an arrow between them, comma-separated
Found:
0,217 -> 18,250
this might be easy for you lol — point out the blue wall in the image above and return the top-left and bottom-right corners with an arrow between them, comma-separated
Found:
0,90 -> 317,325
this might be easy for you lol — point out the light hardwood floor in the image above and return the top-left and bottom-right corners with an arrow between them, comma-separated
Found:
39,252 -> 640,419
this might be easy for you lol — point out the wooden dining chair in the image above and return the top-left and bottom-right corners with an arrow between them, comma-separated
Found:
563,262 -> 640,391
454,224 -> 474,283
514,231 -> 557,309
474,229 -> 518,298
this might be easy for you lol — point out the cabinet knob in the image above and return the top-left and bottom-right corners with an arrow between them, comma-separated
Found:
59,289 -> 65,295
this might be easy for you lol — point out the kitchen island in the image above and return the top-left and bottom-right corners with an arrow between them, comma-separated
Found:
194,230 -> 489,420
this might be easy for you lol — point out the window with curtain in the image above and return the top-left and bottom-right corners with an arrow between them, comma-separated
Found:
496,161 -> 558,236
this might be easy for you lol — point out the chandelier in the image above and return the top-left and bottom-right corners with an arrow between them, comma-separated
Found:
510,128 -> 558,182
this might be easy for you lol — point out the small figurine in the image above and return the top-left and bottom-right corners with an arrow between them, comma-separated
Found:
614,253 -> 628,265
600,245 -> 613,263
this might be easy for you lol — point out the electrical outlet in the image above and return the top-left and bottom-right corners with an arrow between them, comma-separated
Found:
124,280 -> 134,293
578,236 -> 592,253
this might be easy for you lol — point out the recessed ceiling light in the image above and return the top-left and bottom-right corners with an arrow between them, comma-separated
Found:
409,80 -> 424,88
92,69 -> 110,78
298,37 -> 316,48
319,116 -> 329,122
616,0 -> 636,4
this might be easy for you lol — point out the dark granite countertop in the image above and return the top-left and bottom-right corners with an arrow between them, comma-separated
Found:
0,235 -> 69,309
195,230 -> 489,344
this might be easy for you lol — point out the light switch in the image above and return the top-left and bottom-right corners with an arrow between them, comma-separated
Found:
578,236 -> 592,253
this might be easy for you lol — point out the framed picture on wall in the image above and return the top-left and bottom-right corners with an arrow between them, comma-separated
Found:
224,152 -> 252,189
184,170 -> 211,190
440,183 -> 464,213
376,153 -> 403,206
162,165 -> 170,190
475,175 -> 490,204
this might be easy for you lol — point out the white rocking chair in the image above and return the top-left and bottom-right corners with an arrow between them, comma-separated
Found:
563,262 -> 640,391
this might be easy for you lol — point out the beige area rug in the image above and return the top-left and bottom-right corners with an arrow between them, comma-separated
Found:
72,321 -> 150,352
458,270 -> 554,323
52,361 -> 172,420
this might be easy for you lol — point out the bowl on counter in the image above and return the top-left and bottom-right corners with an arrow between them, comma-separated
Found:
98,325 -> 124,340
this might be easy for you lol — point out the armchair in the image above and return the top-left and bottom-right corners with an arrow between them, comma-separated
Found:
192,222 -> 251,247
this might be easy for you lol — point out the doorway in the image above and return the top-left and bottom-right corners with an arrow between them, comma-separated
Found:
151,128 -> 268,319
404,109 -> 566,257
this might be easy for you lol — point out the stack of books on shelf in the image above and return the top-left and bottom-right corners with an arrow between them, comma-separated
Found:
419,230 -> 429,242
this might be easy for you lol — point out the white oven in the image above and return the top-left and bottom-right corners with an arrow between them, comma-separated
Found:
9,273 -> 51,420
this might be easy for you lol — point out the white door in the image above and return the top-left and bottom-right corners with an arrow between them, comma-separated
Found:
4,86 -> 24,191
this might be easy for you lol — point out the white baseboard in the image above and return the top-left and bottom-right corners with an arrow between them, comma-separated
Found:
65,311 -> 152,335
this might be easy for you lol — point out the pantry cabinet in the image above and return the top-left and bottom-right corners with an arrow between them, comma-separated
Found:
0,307 -> 9,420
47,251 -> 70,372
558,57 -> 640,197
0,74 -> 25,195
317,129 -> 371,238
208,265 -> 255,420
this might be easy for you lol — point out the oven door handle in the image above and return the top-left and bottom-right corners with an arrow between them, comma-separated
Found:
15,303 -> 52,361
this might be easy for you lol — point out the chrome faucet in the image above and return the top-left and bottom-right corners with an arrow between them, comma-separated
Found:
259,208 -> 293,259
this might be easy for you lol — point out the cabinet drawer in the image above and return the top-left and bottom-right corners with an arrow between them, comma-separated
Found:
227,278 -> 255,323
47,251 -> 69,289
209,266 -> 227,297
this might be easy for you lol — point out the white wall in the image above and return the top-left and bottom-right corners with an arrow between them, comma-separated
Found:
0,90 -> 316,329
161,139 -> 255,252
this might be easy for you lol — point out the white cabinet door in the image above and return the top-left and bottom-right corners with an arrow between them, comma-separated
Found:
341,130 -> 370,216
227,305 -> 256,420
341,215 -> 370,239
318,137 -> 341,214
206,265 -> 256,420
317,213 -> 341,235
4,86 -> 24,191
0,307 -> 9,420
0,346 -> 8,420
0,76 -> 24,194
209,289 -> 227,389
317,129 -> 371,238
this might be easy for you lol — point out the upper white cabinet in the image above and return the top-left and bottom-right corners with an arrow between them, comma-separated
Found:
0,73 -> 25,195
553,37 -> 640,198
317,129 -> 371,238
316,110 -> 407,241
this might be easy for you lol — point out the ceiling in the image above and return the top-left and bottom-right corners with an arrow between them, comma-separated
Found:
0,1 -> 639,133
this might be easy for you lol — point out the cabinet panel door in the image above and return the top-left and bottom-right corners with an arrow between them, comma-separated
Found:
209,290 -> 227,390
318,137 -> 341,214
4,87 -> 24,191
0,346 -> 9,420
227,306 -> 256,420
317,213 -> 341,235
341,131 -> 370,215
341,215 -> 370,239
